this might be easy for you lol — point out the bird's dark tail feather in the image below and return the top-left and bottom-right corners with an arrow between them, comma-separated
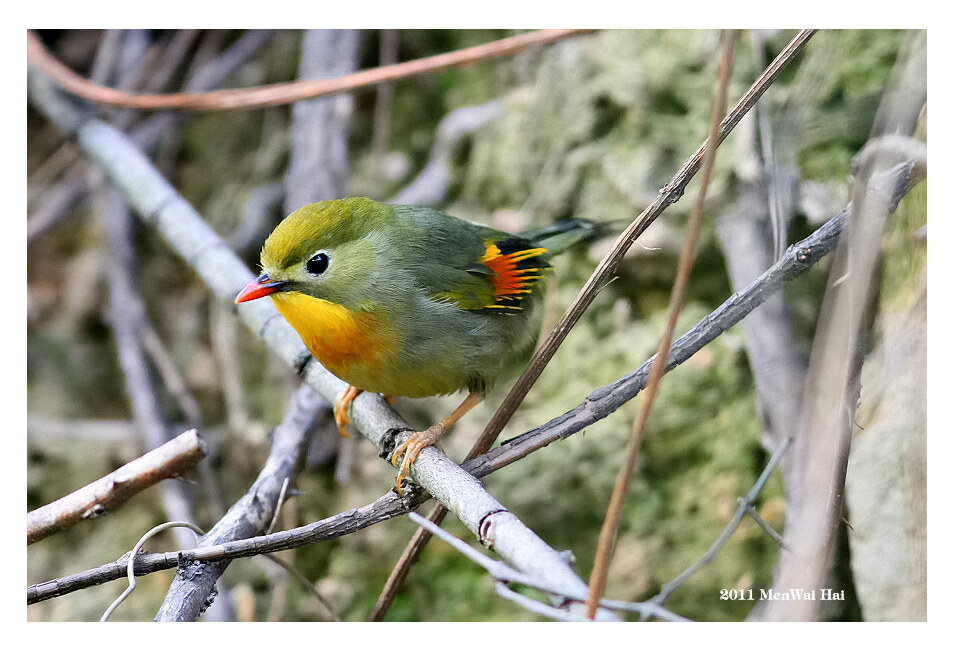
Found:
522,218 -> 617,255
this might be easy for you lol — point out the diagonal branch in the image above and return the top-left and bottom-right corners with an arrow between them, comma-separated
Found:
27,430 -> 206,545
476,29 -> 817,453
371,27 -> 817,621
408,513 -> 689,622
650,435 -> 792,607
27,29 -> 274,245
585,28 -> 739,618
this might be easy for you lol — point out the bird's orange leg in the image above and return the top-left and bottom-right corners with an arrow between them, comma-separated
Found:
391,392 -> 483,495
383,395 -> 393,405
333,385 -> 363,438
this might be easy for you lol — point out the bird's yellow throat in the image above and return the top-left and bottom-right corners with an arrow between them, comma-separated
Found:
268,291 -> 394,374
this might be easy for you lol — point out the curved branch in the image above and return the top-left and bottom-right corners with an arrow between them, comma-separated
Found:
27,29 -> 593,111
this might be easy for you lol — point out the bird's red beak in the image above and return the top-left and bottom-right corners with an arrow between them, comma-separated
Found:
234,274 -> 290,304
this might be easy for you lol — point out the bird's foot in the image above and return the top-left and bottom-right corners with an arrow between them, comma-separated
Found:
333,385 -> 362,438
391,423 -> 445,495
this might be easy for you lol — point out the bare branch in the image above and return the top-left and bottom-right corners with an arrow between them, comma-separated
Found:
26,175 -> 87,242
462,157 -> 923,481
153,385 -> 320,621
650,436 -> 792,607
585,29 -> 738,618
27,30 -> 274,246
27,29 -> 594,111
28,488 -> 423,604
759,31 -> 926,621
409,513 -> 688,622
27,430 -> 207,545
140,321 -> 203,431
476,29 -> 818,454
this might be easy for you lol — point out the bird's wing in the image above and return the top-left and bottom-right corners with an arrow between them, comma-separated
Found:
395,205 -> 550,312
452,236 -> 550,311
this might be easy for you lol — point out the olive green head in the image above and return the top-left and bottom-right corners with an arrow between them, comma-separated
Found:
253,197 -> 393,309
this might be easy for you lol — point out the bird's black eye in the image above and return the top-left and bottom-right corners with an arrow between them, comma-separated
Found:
306,252 -> 330,275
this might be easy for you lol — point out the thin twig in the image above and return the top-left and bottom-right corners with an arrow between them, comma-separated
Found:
101,521 -> 204,621
650,435 -> 792,606
140,322 -> 203,430
26,175 -> 88,242
742,501 -> 788,550
27,141 -> 80,203
27,430 -> 206,544
28,489 -> 426,604
27,29 -> 594,111
27,30 -> 274,246
463,159 -> 922,481
585,29 -> 739,619
477,29 -> 816,454
266,478 -> 291,536
371,28 -> 817,621
493,583 -> 580,622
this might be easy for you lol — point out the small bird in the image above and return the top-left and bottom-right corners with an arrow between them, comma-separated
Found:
235,197 -> 603,493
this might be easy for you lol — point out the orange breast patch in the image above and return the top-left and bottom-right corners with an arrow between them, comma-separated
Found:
269,291 -> 395,374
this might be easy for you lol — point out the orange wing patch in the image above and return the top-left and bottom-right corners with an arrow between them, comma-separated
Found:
478,240 -> 549,310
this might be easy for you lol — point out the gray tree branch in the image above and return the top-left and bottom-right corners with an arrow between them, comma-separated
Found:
27,430 -> 207,545
759,30 -> 926,620
154,385 -> 320,621
156,29 -> 361,620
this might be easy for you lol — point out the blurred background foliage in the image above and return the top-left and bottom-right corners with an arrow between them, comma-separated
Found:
27,29 -> 924,622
